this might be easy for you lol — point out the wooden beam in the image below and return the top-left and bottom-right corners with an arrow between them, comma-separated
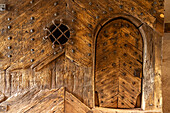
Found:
33,49 -> 65,71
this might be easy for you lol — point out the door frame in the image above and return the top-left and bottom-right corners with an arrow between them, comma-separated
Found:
92,13 -> 148,110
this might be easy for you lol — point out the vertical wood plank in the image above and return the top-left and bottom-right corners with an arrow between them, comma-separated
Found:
0,71 -> 5,94
5,72 -> 11,96
56,54 -> 65,89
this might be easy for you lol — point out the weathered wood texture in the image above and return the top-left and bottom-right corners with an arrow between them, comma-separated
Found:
162,0 -> 170,112
65,91 -> 92,113
95,19 -> 143,108
93,108 -> 162,113
0,0 -> 163,112
0,0 -> 163,70
0,87 -> 161,113
0,87 -> 65,113
65,90 -> 162,113
139,24 -> 162,111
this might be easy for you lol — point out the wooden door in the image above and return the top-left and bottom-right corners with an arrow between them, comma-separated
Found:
95,19 -> 143,108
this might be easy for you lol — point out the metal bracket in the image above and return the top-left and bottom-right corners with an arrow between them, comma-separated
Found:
0,4 -> 6,11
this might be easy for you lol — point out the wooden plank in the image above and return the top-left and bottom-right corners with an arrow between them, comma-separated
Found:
55,54 -> 65,89
0,71 -> 5,94
65,91 -> 91,113
0,87 -> 65,113
153,31 -> 162,110
5,72 -> 11,96
93,107 -> 162,113
83,67 -> 93,107
11,72 -> 18,94
139,24 -> 156,110
33,49 -> 65,71
65,101 -> 82,113
21,88 -> 65,113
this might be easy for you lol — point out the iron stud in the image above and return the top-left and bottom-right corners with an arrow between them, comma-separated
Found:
131,7 -> 134,11
31,17 -> 34,20
30,29 -> 34,33
54,2 -> 58,6
125,33 -> 129,37
31,59 -> 34,62
54,13 -> 58,16
8,36 -> 12,40
8,55 -> 12,58
72,19 -> 75,22
88,33 -> 92,37
102,11 -> 107,14
112,63 -> 116,67
103,56 -> 107,60
7,25 -> 11,29
88,24 -> 92,28
7,18 -> 11,21
72,10 -> 76,13
119,5 -> 123,9
122,72 -> 126,76
8,46 -> 11,49
71,60 -> 74,62
71,49 -> 75,53
30,0 -> 33,4
41,49 -> 44,53
109,7 -> 113,11
54,51 -> 57,55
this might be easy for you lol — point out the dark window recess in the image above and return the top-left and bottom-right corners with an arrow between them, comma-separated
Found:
47,24 -> 70,45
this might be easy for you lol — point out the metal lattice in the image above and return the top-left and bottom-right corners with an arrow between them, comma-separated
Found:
44,20 -> 70,49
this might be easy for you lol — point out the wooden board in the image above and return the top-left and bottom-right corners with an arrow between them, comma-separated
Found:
95,19 -> 143,108
0,87 -> 162,113
65,91 -> 92,113
0,87 -> 65,113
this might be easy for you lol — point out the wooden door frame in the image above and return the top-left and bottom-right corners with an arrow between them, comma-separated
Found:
92,13 -> 148,110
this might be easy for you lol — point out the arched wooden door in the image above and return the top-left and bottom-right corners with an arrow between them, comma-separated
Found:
95,18 -> 143,108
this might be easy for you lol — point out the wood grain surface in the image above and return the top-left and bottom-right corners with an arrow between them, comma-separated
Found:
0,0 -> 163,112
95,19 -> 143,108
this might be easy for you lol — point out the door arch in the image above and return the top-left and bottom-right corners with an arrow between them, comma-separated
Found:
94,18 -> 143,109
